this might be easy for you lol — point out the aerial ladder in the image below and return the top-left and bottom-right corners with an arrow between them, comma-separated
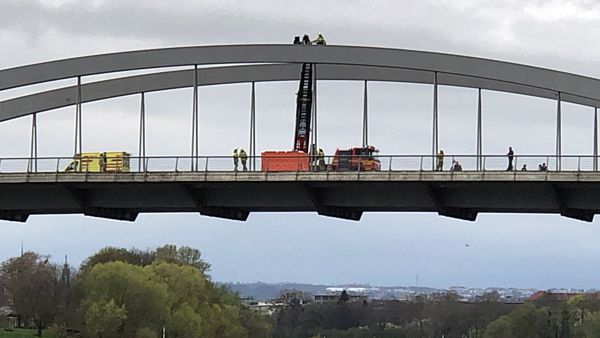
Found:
293,63 -> 314,153
262,63 -> 314,171
260,62 -> 381,172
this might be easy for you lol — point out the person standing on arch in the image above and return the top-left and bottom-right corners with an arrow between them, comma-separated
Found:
507,146 -> 514,171
302,34 -> 311,45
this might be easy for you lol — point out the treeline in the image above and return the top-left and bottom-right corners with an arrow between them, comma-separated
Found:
271,292 -> 600,338
0,245 -> 271,338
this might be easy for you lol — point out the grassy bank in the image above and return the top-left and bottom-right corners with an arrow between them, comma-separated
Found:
0,329 -> 55,338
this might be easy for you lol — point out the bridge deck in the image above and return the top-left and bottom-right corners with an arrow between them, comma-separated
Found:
0,171 -> 599,222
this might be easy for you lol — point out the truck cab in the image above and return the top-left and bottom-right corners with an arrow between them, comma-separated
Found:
329,146 -> 381,171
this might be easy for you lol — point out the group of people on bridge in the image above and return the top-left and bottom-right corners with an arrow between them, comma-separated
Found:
436,146 -> 550,172
293,34 -> 326,45
232,148 -> 248,171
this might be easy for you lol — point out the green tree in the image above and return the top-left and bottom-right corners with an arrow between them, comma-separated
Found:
78,261 -> 168,336
484,304 -> 556,338
135,327 -> 157,338
77,246 -> 270,337
83,299 -> 127,338
575,310 -> 600,337
79,247 -> 154,275
154,244 -> 211,273
149,261 -> 247,337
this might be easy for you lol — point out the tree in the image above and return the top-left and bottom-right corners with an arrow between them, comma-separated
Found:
78,261 -> 169,336
79,247 -> 154,275
575,310 -> 600,337
339,290 -> 350,303
484,304 -> 556,338
154,244 -> 211,273
80,245 -> 211,275
83,299 -> 127,338
0,252 -> 62,337
78,259 -> 263,338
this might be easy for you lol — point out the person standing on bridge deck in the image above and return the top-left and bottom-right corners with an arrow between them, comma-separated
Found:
99,153 -> 107,172
318,148 -> 326,171
240,148 -> 248,171
507,146 -> 514,171
436,149 -> 444,171
233,148 -> 239,171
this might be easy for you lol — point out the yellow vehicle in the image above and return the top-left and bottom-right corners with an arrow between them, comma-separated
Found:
64,152 -> 131,172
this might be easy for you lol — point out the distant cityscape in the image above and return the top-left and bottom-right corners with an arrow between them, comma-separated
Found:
224,282 -> 599,304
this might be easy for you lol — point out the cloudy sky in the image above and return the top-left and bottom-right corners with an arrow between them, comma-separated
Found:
1,0 -> 600,289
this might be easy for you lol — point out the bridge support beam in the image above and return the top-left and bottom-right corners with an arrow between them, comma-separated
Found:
362,80 -> 368,147
191,65 -> 199,171
184,185 -> 249,221
550,184 -> 594,222
138,93 -> 146,172
249,82 -> 256,171
83,207 -> 139,221
74,76 -> 82,159
428,184 -> 478,221
476,89 -> 482,171
556,92 -> 562,171
306,186 -> 363,221
432,72 -> 439,170
68,187 -> 138,221
28,113 -> 38,173
0,210 -> 29,222
594,107 -> 598,171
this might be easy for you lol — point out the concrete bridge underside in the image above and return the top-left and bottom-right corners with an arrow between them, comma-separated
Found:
1,172 -> 599,222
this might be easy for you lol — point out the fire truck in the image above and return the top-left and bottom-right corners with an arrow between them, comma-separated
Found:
261,62 -> 380,172
329,146 -> 381,171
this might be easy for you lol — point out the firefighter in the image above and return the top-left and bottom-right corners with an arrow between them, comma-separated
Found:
99,153 -> 107,172
302,34 -> 311,45
313,33 -> 326,45
232,148 -> 239,171
239,148 -> 248,171
318,148 -> 326,171
436,149 -> 444,171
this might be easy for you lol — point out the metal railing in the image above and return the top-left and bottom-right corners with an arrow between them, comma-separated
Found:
5,154 -> 600,174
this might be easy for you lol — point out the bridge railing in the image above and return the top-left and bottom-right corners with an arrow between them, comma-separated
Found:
0,154 -> 598,173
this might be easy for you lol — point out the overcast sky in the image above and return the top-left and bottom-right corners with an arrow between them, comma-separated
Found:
2,0 -> 600,289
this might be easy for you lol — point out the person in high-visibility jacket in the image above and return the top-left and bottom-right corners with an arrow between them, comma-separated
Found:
239,148 -> 248,171
313,33 -> 326,45
232,148 -> 239,171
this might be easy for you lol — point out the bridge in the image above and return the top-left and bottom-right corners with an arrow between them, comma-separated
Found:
2,44 -> 600,222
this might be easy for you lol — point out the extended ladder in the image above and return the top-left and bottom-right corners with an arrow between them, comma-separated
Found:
293,63 -> 313,153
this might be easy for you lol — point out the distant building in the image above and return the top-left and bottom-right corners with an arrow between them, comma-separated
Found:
314,291 -> 367,304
